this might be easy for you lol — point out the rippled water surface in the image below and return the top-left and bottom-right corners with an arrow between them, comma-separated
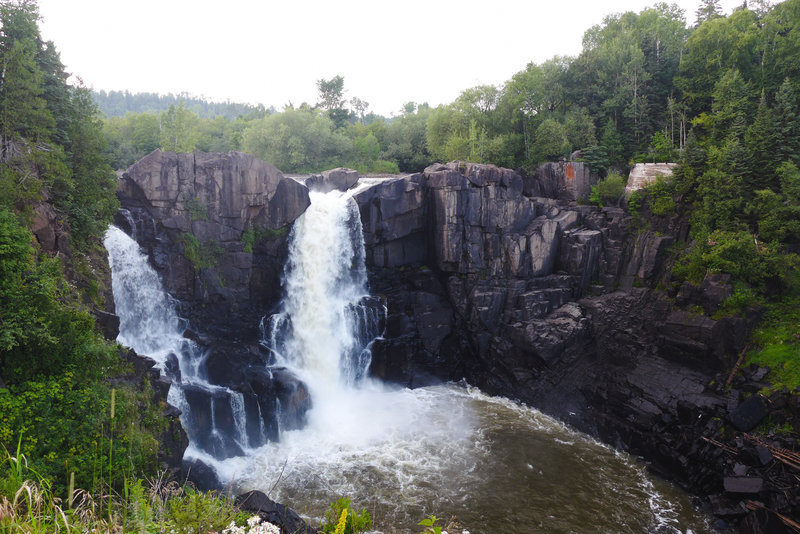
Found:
203,383 -> 714,534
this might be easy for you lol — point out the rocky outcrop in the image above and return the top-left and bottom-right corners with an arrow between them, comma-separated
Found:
356,160 -> 797,530
236,490 -> 319,534
305,167 -> 359,193
117,149 -> 309,314
624,162 -> 678,196
524,161 -> 599,201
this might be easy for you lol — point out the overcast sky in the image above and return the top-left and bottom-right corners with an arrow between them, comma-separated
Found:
36,0 -> 744,117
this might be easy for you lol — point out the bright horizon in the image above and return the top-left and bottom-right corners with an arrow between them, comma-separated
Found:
37,0 -> 744,117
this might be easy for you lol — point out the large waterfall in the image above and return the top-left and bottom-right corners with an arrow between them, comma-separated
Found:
263,190 -> 383,393
106,189 -> 715,533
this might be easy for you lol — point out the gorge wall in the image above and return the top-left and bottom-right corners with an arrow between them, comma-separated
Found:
115,152 -> 798,530
355,161 -> 798,529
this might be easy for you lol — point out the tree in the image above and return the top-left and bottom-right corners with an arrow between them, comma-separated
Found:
696,0 -> 723,25
677,9 -> 760,116
241,108 -> 352,172
349,97 -> 369,124
532,118 -> 569,161
0,0 -> 55,143
159,102 -> 199,152
316,75 -> 350,128
745,91 -> 777,189
317,75 -> 345,110
773,77 -> 800,165
63,85 -> 119,249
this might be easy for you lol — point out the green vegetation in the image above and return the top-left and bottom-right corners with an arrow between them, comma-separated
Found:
182,233 -> 222,270
0,0 -> 165,504
0,451 -> 258,532
185,197 -> 208,221
746,277 -> 800,392
241,226 -> 289,253
589,171 -> 627,207
322,497 -> 372,534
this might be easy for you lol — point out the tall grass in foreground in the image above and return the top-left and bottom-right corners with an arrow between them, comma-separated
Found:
0,449 -> 247,533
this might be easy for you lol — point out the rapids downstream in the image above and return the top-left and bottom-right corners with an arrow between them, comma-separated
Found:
105,188 -> 717,533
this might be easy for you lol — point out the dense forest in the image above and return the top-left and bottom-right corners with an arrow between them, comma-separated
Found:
2,0 -> 800,530
0,0 -> 166,512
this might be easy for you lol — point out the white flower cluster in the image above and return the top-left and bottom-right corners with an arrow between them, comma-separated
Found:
222,515 -> 281,534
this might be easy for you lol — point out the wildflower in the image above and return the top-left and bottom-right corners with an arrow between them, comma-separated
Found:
334,508 -> 348,534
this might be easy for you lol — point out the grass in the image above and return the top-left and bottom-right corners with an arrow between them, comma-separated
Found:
0,450 -> 251,534
746,292 -> 800,393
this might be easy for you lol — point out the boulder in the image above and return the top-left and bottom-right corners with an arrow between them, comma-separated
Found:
182,457 -> 221,491
729,395 -> 769,431
723,476 -> 764,494
236,490 -> 319,534
306,167 -> 359,192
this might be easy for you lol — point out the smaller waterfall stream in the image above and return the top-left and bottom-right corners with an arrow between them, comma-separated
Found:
105,226 -> 256,459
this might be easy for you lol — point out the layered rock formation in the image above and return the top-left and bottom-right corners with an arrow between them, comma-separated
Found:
356,160 -> 797,530
116,149 -> 309,315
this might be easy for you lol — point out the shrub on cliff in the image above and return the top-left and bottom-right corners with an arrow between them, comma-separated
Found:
589,172 -> 626,207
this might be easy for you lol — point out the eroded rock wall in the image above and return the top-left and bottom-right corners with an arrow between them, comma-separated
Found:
116,149 -> 309,316
356,161 -> 780,518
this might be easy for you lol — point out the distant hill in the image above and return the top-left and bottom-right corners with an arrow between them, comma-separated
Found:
92,90 -> 274,120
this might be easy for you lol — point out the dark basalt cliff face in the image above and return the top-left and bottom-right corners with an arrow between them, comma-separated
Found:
356,161 -> 799,530
115,153 -> 798,529
117,149 -> 309,320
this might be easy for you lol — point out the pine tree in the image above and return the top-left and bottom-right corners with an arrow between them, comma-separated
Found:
695,0 -> 723,26
0,0 -> 55,143
773,78 -> 800,165
745,91 -> 777,190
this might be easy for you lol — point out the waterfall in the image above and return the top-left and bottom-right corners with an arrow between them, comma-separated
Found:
104,226 -> 200,379
263,190 -> 385,402
105,226 -> 253,459
106,194 -> 714,533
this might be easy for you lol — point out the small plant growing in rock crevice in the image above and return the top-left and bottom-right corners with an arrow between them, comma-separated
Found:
185,198 -> 208,221
182,233 -> 222,269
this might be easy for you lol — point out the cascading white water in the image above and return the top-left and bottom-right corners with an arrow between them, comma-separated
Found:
264,190 -> 383,404
104,226 -> 200,379
105,226 -> 254,458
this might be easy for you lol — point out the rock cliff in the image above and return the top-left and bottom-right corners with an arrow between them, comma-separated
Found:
356,161 -> 798,530
116,149 -> 309,317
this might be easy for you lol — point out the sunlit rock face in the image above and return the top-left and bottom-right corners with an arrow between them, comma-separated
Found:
116,149 -> 309,312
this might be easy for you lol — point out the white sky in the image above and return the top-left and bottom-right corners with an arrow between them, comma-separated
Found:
36,0 -> 744,117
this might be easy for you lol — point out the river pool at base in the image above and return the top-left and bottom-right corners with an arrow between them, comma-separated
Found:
195,383 -> 717,534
